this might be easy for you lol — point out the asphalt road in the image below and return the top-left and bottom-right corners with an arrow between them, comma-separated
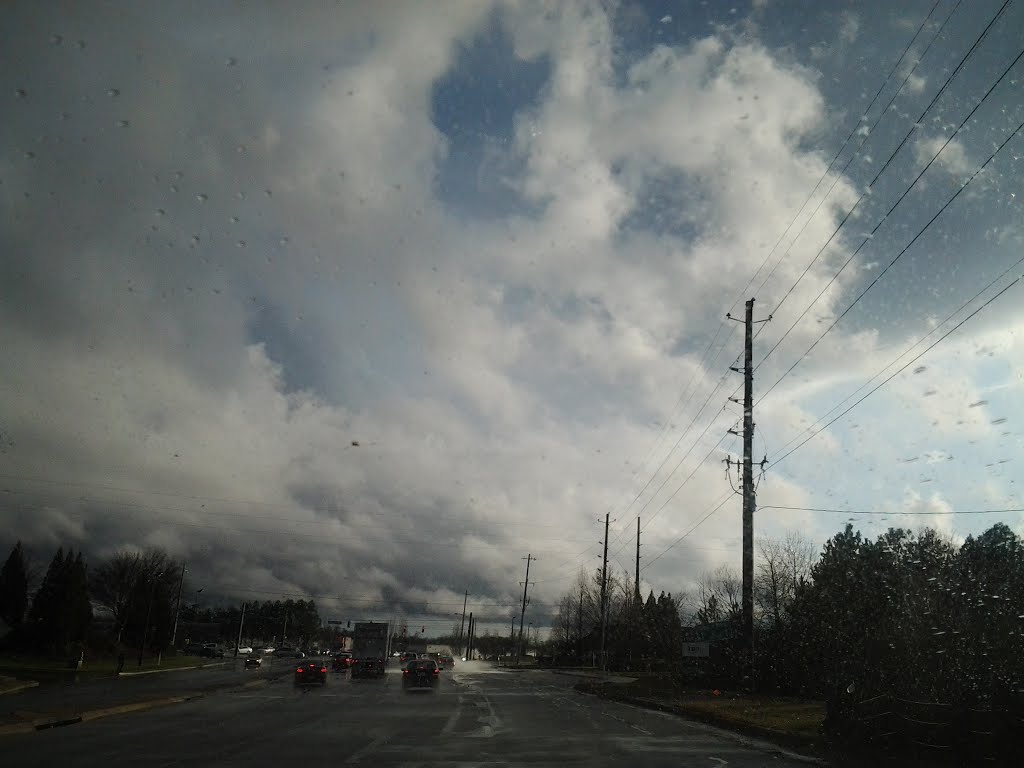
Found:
1,661 -> 815,767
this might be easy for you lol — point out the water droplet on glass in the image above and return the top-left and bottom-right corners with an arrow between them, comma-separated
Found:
76,40 -> 86,50
190,235 -> 200,245
196,193 -> 208,203
169,184 -> 178,193
117,119 -> 130,128
264,189 -> 272,197
230,216 -> 239,223
24,151 -> 35,159
226,56 -> 237,66
236,240 -> 246,248
15,88 -> 27,99
50,34 -> 63,46
236,145 -> 246,153
155,208 -> 165,216
107,88 -> 120,98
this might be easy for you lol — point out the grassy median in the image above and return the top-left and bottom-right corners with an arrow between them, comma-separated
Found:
579,677 -> 826,753
0,653 -> 210,678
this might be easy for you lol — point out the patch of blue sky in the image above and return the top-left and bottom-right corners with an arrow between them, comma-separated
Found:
431,9 -> 551,220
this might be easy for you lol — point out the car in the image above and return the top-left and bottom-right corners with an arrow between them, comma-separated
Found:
399,651 -> 418,663
261,646 -> 276,654
183,642 -> 205,656
274,646 -> 302,658
199,643 -> 225,658
331,652 -> 354,672
236,645 -> 254,655
402,659 -> 440,691
351,657 -> 386,678
439,655 -> 455,670
244,654 -> 262,669
294,660 -> 327,687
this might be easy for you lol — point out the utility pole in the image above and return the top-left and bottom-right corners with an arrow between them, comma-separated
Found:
464,612 -> 473,660
599,513 -> 610,671
635,518 -> 641,600
728,297 -> 769,690
235,602 -> 247,657
516,554 -> 534,666
169,561 -> 186,651
458,590 -> 468,646
577,588 -> 583,659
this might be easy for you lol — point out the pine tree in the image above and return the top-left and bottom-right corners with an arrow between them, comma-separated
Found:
27,547 -> 67,652
26,547 -> 92,654
0,541 -> 29,628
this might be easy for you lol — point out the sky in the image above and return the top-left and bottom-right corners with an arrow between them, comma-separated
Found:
2,0 -> 1024,635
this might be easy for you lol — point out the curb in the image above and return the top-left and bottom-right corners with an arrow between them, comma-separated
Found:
0,680 -> 40,696
0,671 -> 281,737
118,662 -> 226,677
0,693 -> 207,737
550,670 -> 636,683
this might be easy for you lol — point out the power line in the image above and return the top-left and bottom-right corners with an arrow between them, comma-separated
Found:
586,5 -> 951,575
769,248 -> 1024,461
641,490 -> 735,573
755,2 -> 1016,372
760,505 -> 1024,516
757,93 -> 1024,405
752,0 -> 954,308
770,269 -> 1024,469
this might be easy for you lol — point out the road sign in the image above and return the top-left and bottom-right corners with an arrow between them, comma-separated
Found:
682,642 -> 710,658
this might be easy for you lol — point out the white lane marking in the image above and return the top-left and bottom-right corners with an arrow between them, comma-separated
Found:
441,694 -> 464,736
709,758 -> 728,766
345,735 -> 386,764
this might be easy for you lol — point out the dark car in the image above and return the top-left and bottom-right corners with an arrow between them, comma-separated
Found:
244,654 -> 262,669
331,652 -> 354,672
438,655 -> 455,670
351,657 -> 386,678
199,643 -> 225,659
402,659 -> 440,691
399,651 -> 418,663
294,660 -> 327,687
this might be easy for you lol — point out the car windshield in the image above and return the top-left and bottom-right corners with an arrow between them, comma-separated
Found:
2,2 -> 1022,765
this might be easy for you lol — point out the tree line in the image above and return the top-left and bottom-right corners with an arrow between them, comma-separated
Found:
0,543 -> 326,658
547,522 -> 1024,712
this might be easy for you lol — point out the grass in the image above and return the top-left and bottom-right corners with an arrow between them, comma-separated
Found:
581,677 -> 826,751
0,653 -> 211,677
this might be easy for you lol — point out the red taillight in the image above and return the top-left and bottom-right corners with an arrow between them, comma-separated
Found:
402,669 -> 409,675
320,667 -> 327,674
433,668 -> 439,675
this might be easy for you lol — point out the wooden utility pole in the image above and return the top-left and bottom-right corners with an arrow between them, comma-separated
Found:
516,554 -> 534,665
599,513 -> 610,671
742,297 -> 755,685
635,518 -> 641,598
458,590 -> 468,645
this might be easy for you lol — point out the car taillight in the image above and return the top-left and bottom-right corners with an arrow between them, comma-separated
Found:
433,668 -> 439,675
320,667 -> 327,674
402,669 -> 409,675
296,667 -> 303,673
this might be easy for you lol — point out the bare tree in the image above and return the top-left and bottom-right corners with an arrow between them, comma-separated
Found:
695,565 -> 742,624
755,531 -> 816,628
90,550 -> 141,644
